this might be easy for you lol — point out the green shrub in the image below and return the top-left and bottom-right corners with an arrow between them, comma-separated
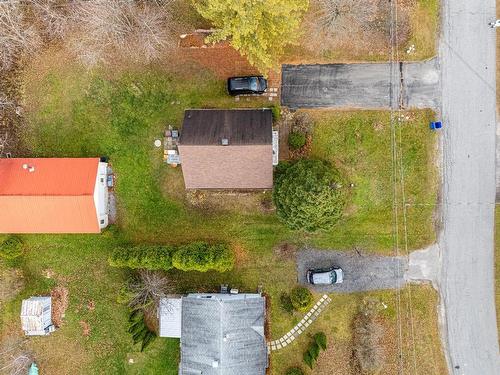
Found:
279,292 -> 294,314
303,351 -> 314,369
270,105 -> 281,121
301,332 -> 327,370
109,244 -> 174,270
314,331 -> 327,350
273,159 -> 347,231
288,131 -> 306,150
128,308 -> 157,352
308,342 -> 320,361
285,367 -> 304,375
290,286 -> 313,312
172,242 -> 234,272
0,236 -> 24,259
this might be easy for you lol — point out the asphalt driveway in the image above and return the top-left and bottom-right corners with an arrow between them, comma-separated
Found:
281,58 -> 440,109
296,248 -> 407,293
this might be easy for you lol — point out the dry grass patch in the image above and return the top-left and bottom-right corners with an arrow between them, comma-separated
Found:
283,0 -> 439,63
270,286 -> 446,375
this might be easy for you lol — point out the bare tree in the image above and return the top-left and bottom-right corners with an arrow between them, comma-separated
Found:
307,0 -> 411,52
30,0 -> 70,40
315,0 -> 378,34
0,337 -> 32,375
128,270 -> 172,309
0,1 -> 42,70
69,0 -> 174,66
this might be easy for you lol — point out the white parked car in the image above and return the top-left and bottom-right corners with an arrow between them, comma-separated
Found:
306,266 -> 344,285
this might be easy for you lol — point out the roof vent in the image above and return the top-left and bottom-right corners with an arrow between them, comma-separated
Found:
22,164 -> 28,169
212,360 -> 219,368
221,138 -> 229,146
28,166 -> 35,173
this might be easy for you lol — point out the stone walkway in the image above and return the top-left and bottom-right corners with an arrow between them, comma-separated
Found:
267,294 -> 332,352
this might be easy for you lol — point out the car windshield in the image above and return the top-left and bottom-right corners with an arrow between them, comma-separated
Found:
249,77 -> 259,91
331,271 -> 337,283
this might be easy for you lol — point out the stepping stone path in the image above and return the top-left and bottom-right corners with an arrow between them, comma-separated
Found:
267,294 -> 332,353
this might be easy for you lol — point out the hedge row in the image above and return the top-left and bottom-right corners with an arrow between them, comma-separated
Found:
172,242 -> 235,272
108,244 -> 175,270
109,242 -> 234,273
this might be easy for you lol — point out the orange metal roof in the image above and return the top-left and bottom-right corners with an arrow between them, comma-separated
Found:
0,158 -> 101,233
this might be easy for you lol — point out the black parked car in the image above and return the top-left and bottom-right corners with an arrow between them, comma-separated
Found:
227,76 -> 268,95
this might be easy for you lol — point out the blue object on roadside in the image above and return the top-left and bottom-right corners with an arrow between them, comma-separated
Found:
429,121 -> 442,130
28,363 -> 39,375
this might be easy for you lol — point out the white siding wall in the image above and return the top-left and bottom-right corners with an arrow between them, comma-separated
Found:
93,162 -> 109,229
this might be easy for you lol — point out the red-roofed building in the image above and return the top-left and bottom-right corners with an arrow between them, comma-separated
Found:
0,158 -> 109,233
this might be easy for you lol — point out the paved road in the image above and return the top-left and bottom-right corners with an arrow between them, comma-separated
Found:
439,0 -> 500,373
296,248 -> 407,293
281,59 -> 440,109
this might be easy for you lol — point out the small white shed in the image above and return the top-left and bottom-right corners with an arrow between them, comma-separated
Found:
20,297 -> 54,336
158,297 -> 182,338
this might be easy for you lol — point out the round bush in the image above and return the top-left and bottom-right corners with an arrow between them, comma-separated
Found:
290,286 -> 313,312
285,367 -> 304,375
288,131 -> 306,150
0,236 -> 24,259
273,159 -> 347,231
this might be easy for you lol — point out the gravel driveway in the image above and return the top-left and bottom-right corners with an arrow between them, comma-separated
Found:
296,248 -> 407,293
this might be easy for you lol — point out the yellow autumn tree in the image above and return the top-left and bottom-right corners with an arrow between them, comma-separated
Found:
192,0 -> 309,72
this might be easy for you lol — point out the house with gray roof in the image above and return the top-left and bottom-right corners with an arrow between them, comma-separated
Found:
159,293 -> 268,375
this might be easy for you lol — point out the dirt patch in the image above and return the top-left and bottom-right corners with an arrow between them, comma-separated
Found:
0,265 -> 24,304
273,242 -> 297,261
315,340 -> 354,375
289,135 -> 312,159
176,37 -> 281,91
50,287 -> 69,328
233,244 -> 249,267
179,30 -> 214,48
186,189 -> 271,214
79,321 -> 91,337
0,63 -> 26,157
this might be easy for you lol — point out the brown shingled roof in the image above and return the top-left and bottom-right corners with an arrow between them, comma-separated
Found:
180,109 -> 272,145
179,109 -> 273,189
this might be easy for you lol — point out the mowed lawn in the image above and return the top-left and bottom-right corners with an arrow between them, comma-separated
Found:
309,110 -> 439,252
0,47 -> 440,374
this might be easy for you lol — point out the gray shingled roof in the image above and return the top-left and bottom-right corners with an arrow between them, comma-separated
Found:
180,109 -> 273,146
180,293 -> 267,375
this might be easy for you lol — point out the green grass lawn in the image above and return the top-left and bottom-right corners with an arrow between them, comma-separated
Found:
0,47 -> 440,374
309,110 -> 438,252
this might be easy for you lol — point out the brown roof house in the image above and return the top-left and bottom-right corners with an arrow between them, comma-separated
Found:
178,109 -> 274,189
